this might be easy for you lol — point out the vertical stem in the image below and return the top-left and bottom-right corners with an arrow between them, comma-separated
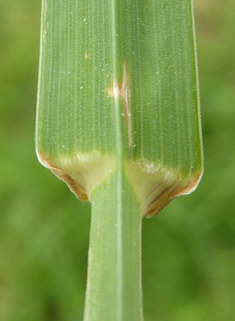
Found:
83,172 -> 143,321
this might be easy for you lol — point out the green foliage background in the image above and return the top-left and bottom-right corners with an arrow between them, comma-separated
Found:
0,0 -> 235,320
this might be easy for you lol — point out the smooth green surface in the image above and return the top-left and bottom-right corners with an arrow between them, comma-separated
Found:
36,0 -> 202,175
1,0 -> 235,321
84,173 -> 143,321
37,0 -> 115,155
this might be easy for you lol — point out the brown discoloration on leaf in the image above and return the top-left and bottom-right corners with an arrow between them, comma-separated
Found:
37,152 -> 88,202
145,185 -> 179,217
145,172 -> 203,218
178,173 -> 203,195
125,158 -> 203,218
37,150 -> 116,203
146,181 -> 165,200
107,61 -> 132,148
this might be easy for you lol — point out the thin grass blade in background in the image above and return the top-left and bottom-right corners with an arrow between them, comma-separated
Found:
36,0 -> 203,320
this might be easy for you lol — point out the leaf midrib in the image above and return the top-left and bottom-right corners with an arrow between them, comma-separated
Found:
111,0 -> 125,319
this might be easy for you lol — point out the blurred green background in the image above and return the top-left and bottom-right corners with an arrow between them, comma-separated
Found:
0,0 -> 235,320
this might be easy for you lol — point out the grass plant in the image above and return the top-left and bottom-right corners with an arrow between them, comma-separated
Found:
36,1 -> 203,320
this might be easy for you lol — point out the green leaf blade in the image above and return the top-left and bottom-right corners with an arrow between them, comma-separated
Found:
37,0 -> 202,216
37,0 -> 116,156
